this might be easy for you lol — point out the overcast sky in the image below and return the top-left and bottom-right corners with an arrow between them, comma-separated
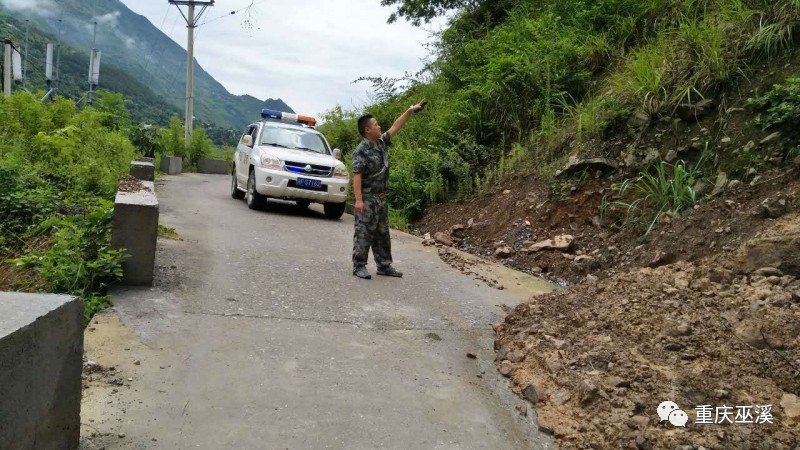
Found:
119,0 -> 444,117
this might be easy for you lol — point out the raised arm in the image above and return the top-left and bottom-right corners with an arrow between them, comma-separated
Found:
387,101 -> 427,138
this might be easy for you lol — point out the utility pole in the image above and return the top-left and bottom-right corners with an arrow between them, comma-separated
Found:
42,42 -> 56,102
54,19 -> 63,88
169,0 -> 214,143
88,21 -> 98,104
3,38 -> 11,98
23,20 -> 29,90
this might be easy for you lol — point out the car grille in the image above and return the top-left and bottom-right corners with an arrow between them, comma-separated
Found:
282,161 -> 332,177
288,180 -> 328,192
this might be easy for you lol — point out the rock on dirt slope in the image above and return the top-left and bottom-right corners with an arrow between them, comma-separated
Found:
417,160 -> 800,449
494,211 -> 800,448
414,62 -> 800,448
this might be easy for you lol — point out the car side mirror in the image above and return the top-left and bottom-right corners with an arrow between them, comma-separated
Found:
242,135 -> 253,147
333,148 -> 342,160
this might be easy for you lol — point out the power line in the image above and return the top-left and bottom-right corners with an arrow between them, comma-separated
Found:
197,0 -> 267,28
142,7 -> 180,88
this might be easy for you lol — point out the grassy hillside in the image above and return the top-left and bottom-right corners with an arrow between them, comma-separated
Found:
0,10 -> 181,125
319,0 -> 800,226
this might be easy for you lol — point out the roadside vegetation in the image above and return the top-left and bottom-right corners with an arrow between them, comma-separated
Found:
0,90 -> 229,323
0,92 -> 134,323
319,0 -> 800,229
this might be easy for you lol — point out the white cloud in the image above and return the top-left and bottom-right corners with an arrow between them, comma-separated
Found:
93,11 -> 121,26
121,0 -> 447,117
0,0 -> 57,16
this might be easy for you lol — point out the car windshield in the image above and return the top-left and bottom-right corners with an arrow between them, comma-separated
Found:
260,126 -> 330,154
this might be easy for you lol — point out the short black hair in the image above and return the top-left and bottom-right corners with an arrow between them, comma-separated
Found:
357,114 -> 374,137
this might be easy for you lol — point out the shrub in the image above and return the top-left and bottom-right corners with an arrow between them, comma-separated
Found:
747,77 -> 800,142
603,159 -> 706,240
15,202 -> 124,324
0,92 -> 135,322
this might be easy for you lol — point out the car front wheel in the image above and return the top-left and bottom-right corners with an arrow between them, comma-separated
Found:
324,202 -> 346,220
231,168 -> 245,199
246,170 -> 267,210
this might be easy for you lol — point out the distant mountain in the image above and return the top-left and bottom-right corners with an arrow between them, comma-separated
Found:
0,0 -> 293,130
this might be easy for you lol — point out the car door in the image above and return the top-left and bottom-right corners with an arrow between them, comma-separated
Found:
236,124 -> 258,186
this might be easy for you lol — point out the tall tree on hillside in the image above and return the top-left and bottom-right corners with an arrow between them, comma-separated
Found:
381,0 -> 473,24
380,0 -> 518,29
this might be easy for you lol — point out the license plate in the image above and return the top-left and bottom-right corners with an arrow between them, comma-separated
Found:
296,177 -> 322,189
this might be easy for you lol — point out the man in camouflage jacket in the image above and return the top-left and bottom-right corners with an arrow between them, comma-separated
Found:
351,101 -> 426,279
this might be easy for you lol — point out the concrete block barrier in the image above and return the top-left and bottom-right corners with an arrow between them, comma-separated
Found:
159,156 -> 182,175
197,158 -> 229,175
112,181 -> 159,286
130,160 -> 155,182
0,292 -> 83,450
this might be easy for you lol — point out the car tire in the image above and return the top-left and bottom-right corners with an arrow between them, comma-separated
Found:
324,202 -> 346,220
246,169 -> 267,210
231,168 -> 245,199
295,200 -> 311,209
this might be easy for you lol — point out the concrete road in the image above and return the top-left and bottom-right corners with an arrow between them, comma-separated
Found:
80,173 -> 557,449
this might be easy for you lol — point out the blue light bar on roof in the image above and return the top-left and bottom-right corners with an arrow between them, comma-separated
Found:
261,109 -> 317,126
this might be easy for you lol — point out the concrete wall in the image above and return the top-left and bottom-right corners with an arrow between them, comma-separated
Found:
159,156 -> 182,175
130,161 -> 155,182
0,292 -> 83,450
197,158 -> 229,175
112,181 -> 159,286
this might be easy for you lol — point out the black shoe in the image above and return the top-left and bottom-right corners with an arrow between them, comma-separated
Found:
353,266 -> 372,279
377,266 -> 403,278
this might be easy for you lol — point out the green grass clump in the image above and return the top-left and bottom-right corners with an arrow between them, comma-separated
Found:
603,158 -> 707,240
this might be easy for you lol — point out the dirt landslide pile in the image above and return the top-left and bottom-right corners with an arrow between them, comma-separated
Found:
494,214 -> 800,449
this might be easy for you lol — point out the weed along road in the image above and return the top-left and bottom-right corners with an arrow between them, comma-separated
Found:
80,173 -> 558,449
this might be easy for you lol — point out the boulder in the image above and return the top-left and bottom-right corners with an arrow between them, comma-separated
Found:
628,109 -> 651,128
498,360 -> 515,377
550,388 -> 572,406
642,148 -> 661,166
712,172 -> 729,196
760,131 -> 782,145
525,235 -> 575,252
523,384 -> 539,404
781,393 -> 800,424
734,231 -> 800,277
676,98 -> 716,122
495,246 -> 515,259
559,158 -> 619,177
733,323 -> 769,350
752,198 -> 789,219
434,232 -> 453,247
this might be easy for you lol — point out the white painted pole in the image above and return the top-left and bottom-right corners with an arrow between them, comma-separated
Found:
185,2 -> 195,143
3,39 -> 12,98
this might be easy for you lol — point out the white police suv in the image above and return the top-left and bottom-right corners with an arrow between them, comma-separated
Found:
231,109 -> 349,219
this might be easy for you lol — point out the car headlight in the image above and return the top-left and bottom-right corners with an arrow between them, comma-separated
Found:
333,164 -> 349,179
259,153 -> 281,169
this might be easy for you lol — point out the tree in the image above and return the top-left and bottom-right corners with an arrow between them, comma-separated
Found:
161,117 -> 186,158
380,0 -> 474,25
94,91 -> 131,132
129,125 -> 164,158
188,127 -> 215,166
